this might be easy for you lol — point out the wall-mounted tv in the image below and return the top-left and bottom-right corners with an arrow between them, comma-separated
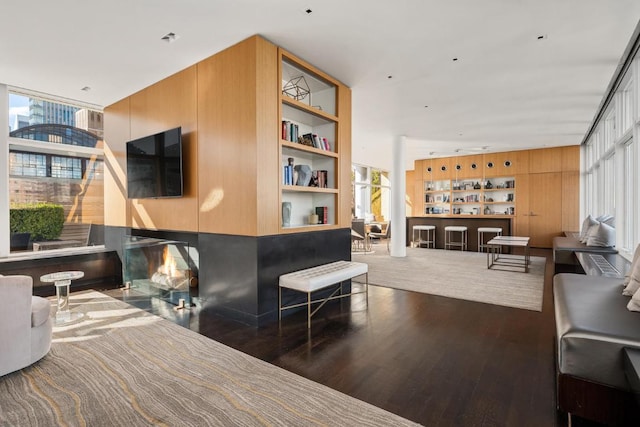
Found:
126,127 -> 183,199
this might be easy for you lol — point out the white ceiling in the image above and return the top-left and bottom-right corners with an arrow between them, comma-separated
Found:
2,1 -> 639,170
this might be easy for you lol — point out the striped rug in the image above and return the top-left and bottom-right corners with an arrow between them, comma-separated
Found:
353,247 -> 545,311
0,291 -> 418,426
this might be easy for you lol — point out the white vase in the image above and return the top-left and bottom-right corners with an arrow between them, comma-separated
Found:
282,202 -> 292,227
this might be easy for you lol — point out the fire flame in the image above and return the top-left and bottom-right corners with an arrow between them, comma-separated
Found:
160,246 -> 179,277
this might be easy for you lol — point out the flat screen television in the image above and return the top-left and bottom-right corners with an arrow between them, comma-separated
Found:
126,127 -> 183,199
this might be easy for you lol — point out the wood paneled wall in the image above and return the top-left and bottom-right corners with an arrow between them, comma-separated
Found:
104,35 -> 351,237
408,145 -> 581,246
103,98 -> 131,228
337,83 -> 353,228
129,65 -> 199,232
197,36 -> 274,236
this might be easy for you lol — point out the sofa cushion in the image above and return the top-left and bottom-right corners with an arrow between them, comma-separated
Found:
624,245 -> 640,288
31,296 -> 51,328
554,273 -> 640,389
580,215 -> 598,243
586,222 -> 616,247
624,258 -> 640,298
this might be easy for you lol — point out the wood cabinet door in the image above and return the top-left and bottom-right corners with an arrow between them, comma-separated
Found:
528,172 -> 563,248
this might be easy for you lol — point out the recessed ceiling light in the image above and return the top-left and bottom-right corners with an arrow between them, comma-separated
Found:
306,8 -> 312,14
81,86 -> 91,92
161,32 -> 179,43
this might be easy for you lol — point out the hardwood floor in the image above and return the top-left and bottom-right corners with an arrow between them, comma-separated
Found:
104,248 -> 597,427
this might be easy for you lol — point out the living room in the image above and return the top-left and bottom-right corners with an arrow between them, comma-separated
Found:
2,2 -> 640,426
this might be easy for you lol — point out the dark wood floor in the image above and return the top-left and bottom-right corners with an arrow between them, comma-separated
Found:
104,248 -> 600,427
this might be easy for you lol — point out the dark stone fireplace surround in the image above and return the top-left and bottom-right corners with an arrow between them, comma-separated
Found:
105,226 -> 351,326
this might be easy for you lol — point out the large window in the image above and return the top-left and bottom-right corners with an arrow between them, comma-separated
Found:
583,59 -> 640,259
6,90 -> 104,253
352,164 -> 391,222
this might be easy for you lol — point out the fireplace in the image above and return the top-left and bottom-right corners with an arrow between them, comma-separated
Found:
123,236 -> 196,306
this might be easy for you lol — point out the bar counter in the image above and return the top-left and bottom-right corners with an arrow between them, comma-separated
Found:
406,216 -> 513,252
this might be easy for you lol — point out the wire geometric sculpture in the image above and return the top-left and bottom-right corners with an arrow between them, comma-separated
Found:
282,76 -> 310,102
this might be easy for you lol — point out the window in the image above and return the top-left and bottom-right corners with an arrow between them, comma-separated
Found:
352,164 -> 391,222
582,54 -> 640,260
6,89 -> 105,253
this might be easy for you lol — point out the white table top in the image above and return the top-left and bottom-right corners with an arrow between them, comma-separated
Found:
40,271 -> 85,283
487,236 -> 530,247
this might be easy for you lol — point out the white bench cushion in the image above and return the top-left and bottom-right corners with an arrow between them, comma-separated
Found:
445,226 -> 467,232
279,261 -> 368,293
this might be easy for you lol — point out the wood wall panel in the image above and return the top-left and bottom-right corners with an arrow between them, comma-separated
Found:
432,157 -> 452,181
337,82 -> 353,228
562,146 -> 580,172
103,98 -> 130,228
454,154 -> 483,179
529,172 -> 563,248
197,37 -> 260,236
129,66 -> 199,232
254,37 -> 280,235
484,151 -> 523,177
562,171 -> 580,232
514,173 -> 530,237
529,147 -> 563,173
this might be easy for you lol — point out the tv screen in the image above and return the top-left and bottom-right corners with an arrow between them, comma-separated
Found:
126,127 -> 183,199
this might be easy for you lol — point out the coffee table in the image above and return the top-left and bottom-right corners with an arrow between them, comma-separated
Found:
40,270 -> 85,324
486,236 -> 531,273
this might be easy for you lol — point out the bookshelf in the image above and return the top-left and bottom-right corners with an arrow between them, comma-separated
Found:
279,50 -> 344,231
423,177 -> 515,217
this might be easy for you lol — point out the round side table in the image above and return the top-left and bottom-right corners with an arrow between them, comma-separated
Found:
40,271 -> 85,325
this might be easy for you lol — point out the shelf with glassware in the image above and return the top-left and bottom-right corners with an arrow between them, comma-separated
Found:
423,176 -> 515,217
279,51 -> 341,231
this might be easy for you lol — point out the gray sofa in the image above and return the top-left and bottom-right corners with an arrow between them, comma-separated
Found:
554,273 -> 640,425
0,275 -> 52,377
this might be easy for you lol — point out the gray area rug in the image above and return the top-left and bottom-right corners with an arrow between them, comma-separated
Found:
0,291 -> 418,427
353,247 -> 545,311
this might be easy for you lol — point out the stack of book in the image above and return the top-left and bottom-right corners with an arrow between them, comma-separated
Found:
315,206 -> 328,224
302,133 -> 331,151
309,170 -> 328,188
283,164 -> 294,185
281,121 -> 299,142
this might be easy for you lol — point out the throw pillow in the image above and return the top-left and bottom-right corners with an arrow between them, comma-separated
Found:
623,244 -> 640,288
628,285 -> 640,312
580,215 -> 600,243
623,255 -> 640,296
596,215 -> 615,227
579,215 -> 597,242
586,221 -> 615,247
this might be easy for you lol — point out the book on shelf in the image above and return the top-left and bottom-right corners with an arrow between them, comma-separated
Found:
283,165 -> 294,185
308,170 -> 328,188
300,133 -> 331,151
281,121 -> 299,142
315,206 -> 328,224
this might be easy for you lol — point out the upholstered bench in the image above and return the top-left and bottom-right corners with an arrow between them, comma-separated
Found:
279,261 -> 368,328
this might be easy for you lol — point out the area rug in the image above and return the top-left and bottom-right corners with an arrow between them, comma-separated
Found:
353,247 -> 545,311
0,291 -> 418,427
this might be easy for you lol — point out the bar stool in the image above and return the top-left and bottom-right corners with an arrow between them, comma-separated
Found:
412,225 -> 436,248
478,227 -> 502,253
444,226 -> 467,251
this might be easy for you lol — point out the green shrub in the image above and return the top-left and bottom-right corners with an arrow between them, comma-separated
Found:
10,203 -> 64,241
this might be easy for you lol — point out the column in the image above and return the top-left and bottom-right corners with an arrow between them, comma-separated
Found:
0,85 -> 9,257
390,135 -> 406,257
